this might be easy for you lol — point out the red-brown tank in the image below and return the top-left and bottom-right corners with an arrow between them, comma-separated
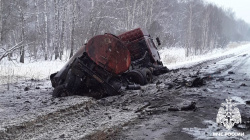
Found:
85,33 -> 131,75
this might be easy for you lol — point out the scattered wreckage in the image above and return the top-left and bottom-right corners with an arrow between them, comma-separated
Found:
50,28 -> 169,98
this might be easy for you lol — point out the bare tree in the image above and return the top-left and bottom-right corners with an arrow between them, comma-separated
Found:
0,0 -> 2,44
44,0 -> 48,60
59,6 -> 67,60
69,0 -> 76,58
18,4 -> 25,63
0,0 -> 249,63
34,0 -> 40,59
53,0 -> 59,60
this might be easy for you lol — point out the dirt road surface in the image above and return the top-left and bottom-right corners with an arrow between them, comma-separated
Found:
0,49 -> 250,139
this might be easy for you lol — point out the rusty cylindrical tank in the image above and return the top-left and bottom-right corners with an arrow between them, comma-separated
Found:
85,33 -> 131,75
51,33 -> 131,88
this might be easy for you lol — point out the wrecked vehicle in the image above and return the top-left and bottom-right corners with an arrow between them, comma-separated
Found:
50,28 -> 169,99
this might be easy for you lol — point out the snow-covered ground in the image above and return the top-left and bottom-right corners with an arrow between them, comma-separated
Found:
0,42 -> 250,139
0,42 -> 249,85
0,59 -> 65,85
159,42 -> 250,69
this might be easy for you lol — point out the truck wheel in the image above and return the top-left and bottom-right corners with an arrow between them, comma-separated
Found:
141,68 -> 152,84
126,70 -> 145,85
52,85 -> 69,97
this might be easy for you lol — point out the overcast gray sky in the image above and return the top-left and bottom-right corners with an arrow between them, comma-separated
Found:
205,0 -> 250,24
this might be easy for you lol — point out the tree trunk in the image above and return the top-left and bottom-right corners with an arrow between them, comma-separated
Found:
0,0 -> 2,44
131,0 -> 137,28
34,0 -> 40,59
19,5 -> 25,63
20,46 -> 24,63
54,0 -> 59,60
44,0 -> 48,60
186,2 -> 193,57
125,1 -> 130,30
59,6 -> 66,60
69,0 -> 76,58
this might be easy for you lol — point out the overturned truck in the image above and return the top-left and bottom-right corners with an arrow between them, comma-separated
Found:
50,28 -> 169,99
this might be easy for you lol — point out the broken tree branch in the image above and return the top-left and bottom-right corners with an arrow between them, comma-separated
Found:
0,41 -> 24,62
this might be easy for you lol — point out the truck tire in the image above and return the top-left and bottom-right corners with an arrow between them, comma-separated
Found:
126,70 -> 145,85
141,68 -> 152,84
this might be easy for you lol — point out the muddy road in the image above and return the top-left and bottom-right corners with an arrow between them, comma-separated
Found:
0,51 -> 250,140
110,53 -> 250,140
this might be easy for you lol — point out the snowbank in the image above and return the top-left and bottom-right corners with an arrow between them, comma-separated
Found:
0,59 -> 65,85
159,42 -> 250,69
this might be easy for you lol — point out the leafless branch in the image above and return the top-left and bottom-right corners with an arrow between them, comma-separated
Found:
0,41 -> 23,62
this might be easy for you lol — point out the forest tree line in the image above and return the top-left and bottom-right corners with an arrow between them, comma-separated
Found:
0,0 -> 250,63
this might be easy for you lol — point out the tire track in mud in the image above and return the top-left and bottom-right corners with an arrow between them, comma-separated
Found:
201,53 -> 250,76
0,100 -> 94,139
228,54 -> 250,73
172,54 -> 234,71
0,92 -> 143,140
108,54 -> 250,140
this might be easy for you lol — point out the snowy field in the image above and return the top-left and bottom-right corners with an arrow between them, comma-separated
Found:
0,42 -> 249,85
0,60 -> 65,85
159,42 -> 250,69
